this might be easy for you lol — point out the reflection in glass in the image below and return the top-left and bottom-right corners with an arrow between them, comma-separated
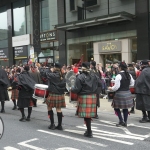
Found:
0,6 -> 8,41
13,1 -> 26,36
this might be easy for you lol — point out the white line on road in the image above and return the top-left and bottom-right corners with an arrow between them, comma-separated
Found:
65,129 -> 134,145
37,130 -> 107,147
4,147 -> 20,150
56,148 -> 79,150
18,138 -> 46,150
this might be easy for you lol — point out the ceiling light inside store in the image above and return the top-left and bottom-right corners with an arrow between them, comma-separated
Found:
115,39 -> 118,40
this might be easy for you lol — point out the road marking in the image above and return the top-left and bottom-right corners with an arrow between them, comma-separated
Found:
64,129 -> 134,145
4,147 -> 20,150
37,130 -> 107,147
18,138 -> 46,150
56,148 -> 79,150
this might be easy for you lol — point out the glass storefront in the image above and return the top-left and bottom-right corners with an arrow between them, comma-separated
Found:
0,6 -> 9,67
67,30 -> 137,65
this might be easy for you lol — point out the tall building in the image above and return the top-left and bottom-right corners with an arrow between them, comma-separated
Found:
0,0 -> 150,67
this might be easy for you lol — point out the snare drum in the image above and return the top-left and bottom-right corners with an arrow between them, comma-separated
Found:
110,80 -> 115,87
130,86 -> 135,94
33,84 -> 49,100
107,90 -> 115,102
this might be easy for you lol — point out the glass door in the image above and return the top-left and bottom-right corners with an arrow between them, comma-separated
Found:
38,56 -> 54,66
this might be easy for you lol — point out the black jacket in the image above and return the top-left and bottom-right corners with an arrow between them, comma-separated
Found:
135,66 -> 150,95
128,70 -> 136,80
72,71 -> 100,95
46,71 -> 66,94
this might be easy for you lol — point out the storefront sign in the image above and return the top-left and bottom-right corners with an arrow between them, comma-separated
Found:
14,46 -> 28,59
0,48 -> 8,59
32,0 -> 41,52
40,30 -> 57,42
12,34 -> 30,47
99,41 -> 122,53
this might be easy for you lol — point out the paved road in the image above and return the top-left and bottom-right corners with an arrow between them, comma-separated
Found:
0,98 -> 150,150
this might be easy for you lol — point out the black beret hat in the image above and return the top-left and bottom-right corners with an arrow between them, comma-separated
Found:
127,64 -> 133,67
119,62 -> 127,69
140,60 -> 149,66
90,61 -> 96,67
54,63 -> 62,69
82,62 -> 90,69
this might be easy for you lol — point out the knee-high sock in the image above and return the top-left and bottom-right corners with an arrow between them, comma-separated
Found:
12,100 -> 16,106
114,108 -> 123,122
48,110 -> 54,124
142,110 -> 147,118
57,112 -> 62,126
123,109 -> 128,123
27,107 -> 32,118
1,101 -> 4,110
20,108 -> 25,117
85,118 -> 91,132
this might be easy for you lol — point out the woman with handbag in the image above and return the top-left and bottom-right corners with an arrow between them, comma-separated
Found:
108,62 -> 134,127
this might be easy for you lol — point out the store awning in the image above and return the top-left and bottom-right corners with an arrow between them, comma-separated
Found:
55,12 -> 135,31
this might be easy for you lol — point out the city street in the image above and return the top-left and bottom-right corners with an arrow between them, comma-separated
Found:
0,95 -> 150,150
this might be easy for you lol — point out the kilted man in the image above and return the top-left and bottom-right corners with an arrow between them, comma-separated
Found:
108,62 -> 134,127
90,60 -> 102,119
135,60 -> 150,123
0,68 -> 10,113
17,65 -> 36,121
11,68 -> 21,110
45,63 -> 66,130
72,62 -> 101,138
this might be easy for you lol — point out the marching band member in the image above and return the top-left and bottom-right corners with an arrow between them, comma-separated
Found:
0,67 -> 10,113
29,64 -> 42,107
72,62 -> 101,138
108,62 -> 134,127
45,63 -> 66,130
11,68 -> 21,110
17,65 -> 36,121
135,60 -> 150,123
90,60 -> 102,119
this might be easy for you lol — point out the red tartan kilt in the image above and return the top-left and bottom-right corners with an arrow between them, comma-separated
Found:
71,92 -> 78,101
11,89 -> 19,100
46,93 -> 66,108
77,94 -> 97,118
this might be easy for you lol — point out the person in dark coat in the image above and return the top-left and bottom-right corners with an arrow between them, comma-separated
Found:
72,62 -> 101,138
135,60 -> 150,123
108,62 -> 134,127
90,60 -> 102,119
0,68 -> 10,113
45,63 -> 66,130
128,64 -> 136,114
17,65 -> 36,121
29,65 -> 42,107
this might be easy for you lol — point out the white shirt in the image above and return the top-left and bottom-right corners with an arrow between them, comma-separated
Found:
111,71 -> 135,91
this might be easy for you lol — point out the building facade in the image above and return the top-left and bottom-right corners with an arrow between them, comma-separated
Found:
0,0 -> 150,67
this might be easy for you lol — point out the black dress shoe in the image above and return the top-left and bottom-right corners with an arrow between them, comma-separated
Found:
84,131 -> 93,138
139,117 -> 149,123
48,124 -> 56,130
55,125 -> 63,130
26,118 -> 30,121
130,110 -> 135,114
0,109 -> 5,113
19,116 -> 26,122
116,122 -> 126,127
12,106 -> 17,110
